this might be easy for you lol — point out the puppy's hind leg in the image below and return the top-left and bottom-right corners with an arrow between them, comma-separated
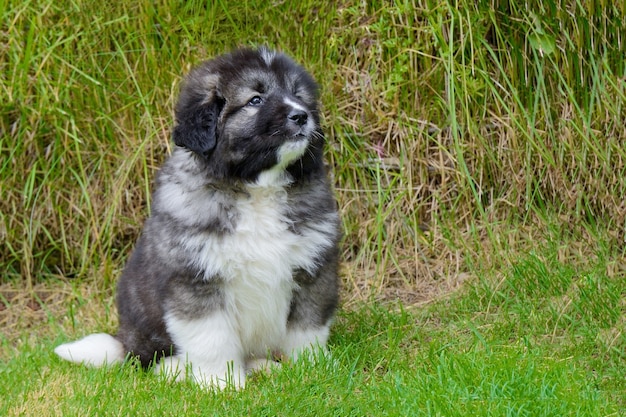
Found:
54,333 -> 125,367
283,263 -> 339,362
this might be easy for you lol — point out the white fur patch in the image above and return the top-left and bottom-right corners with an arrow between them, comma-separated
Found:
255,138 -> 310,186
282,325 -> 331,360
245,357 -> 281,375
181,180 -> 336,280
159,311 -> 246,389
260,48 -> 276,66
283,96 -> 307,112
54,333 -> 125,367
278,138 -> 309,164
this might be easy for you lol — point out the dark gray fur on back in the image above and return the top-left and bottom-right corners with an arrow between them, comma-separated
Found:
114,48 -> 341,367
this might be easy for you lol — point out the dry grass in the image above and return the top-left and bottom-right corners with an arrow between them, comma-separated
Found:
7,372 -> 77,416
324,0 -> 625,303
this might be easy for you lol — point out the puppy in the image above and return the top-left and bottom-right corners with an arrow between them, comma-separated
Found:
55,47 -> 341,389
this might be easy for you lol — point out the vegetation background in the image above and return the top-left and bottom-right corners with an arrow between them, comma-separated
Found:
1,0 -> 624,415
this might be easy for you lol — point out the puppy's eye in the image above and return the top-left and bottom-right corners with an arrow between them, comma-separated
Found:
247,96 -> 263,106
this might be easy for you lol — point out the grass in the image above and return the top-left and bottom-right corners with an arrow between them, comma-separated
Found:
1,0 -> 625,415
3,0 -> 624,292
2,237 -> 624,415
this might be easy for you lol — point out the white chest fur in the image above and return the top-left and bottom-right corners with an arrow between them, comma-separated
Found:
178,182 -> 335,355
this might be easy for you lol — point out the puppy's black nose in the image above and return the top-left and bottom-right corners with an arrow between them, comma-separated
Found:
288,110 -> 308,126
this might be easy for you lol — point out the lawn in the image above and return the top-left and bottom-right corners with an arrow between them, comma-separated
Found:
1,0 -> 625,415
3,238 -> 624,415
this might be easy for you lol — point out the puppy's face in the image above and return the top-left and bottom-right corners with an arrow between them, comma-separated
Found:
172,48 -> 324,182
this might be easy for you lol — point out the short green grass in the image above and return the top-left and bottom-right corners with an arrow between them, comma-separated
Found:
2,0 -> 625,415
2,237 -> 624,416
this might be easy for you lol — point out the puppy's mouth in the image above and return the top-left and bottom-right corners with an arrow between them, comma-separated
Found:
283,123 -> 313,140
270,124 -> 311,141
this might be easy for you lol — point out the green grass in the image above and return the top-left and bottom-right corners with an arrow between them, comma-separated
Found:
1,0 -> 625,415
2,238 -> 624,415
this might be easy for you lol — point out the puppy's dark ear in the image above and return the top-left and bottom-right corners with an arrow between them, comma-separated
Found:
172,99 -> 223,157
172,71 -> 224,158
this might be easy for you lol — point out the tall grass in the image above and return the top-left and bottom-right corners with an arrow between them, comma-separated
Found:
1,0 -> 625,298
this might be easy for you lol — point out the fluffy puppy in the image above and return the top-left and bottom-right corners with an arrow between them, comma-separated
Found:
55,47 -> 341,389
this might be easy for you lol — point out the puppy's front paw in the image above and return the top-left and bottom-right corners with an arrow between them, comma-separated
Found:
245,357 -> 281,376
155,355 -> 246,390
193,365 -> 246,390
154,356 -> 186,382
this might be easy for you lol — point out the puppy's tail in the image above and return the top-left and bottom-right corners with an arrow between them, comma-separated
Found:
54,333 -> 125,367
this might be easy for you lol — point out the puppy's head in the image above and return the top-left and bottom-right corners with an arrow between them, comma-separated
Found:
172,47 -> 324,183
